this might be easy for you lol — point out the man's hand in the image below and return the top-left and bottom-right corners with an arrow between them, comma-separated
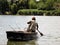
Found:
27,21 -> 31,24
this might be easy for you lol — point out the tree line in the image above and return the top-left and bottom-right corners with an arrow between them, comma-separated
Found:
0,0 -> 60,15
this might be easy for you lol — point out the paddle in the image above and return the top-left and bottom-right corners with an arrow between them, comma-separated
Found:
37,30 -> 44,36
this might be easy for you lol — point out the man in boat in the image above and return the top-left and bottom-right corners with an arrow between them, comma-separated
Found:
27,17 -> 38,32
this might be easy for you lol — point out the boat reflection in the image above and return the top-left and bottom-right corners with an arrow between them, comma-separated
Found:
7,40 -> 36,45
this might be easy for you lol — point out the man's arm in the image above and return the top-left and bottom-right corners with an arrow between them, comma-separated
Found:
27,21 -> 31,24
37,23 -> 38,30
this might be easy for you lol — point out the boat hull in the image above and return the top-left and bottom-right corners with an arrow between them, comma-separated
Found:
6,31 -> 37,41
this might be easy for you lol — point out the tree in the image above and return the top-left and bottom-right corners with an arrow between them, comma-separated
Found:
0,0 -> 9,14
28,0 -> 37,9
10,3 -> 17,14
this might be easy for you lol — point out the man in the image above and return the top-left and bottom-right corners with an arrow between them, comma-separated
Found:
27,17 -> 38,32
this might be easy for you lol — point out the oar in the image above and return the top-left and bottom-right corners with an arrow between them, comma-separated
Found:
9,25 -> 16,31
37,30 -> 44,36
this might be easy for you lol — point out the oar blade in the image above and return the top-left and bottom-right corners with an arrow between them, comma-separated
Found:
40,32 -> 44,36
37,30 -> 44,36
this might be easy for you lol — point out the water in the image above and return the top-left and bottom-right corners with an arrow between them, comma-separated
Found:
0,15 -> 60,45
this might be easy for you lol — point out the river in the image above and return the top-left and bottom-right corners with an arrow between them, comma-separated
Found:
0,15 -> 60,45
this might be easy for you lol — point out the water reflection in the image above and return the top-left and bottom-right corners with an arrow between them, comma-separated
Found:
7,40 -> 36,45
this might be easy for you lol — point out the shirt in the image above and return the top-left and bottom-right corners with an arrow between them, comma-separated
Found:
27,20 -> 38,32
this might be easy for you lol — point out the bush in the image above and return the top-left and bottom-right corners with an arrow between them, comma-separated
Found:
38,0 -> 55,10
17,9 -> 45,15
0,0 -> 9,14
10,3 -> 17,14
28,0 -> 37,9
45,11 -> 51,16
45,10 -> 56,16
54,9 -> 60,16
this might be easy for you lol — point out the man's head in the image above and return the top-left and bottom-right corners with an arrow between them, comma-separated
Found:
32,17 -> 36,20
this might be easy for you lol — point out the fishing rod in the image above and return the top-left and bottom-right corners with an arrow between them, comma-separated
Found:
9,25 -> 16,31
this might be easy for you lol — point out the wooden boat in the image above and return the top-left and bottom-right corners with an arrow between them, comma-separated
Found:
6,31 -> 37,41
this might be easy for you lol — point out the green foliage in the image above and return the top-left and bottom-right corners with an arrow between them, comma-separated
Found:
44,10 -> 60,16
45,0 -> 55,10
45,11 -> 53,16
38,3 -> 46,10
10,3 -> 17,14
38,0 -> 55,10
0,0 -> 60,15
54,9 -> 60,16
0,0 -> 9,14
17,9 -> 44,15
17,0 -> 28,9
28,0 -> 37,9
57,0 -> 60,3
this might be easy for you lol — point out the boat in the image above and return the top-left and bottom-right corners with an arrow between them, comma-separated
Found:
6,31 -> 37,41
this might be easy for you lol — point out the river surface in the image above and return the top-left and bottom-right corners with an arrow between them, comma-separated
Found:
0,15 -> 60,45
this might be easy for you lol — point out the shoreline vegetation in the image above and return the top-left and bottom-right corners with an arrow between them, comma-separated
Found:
0,0 -> 60,16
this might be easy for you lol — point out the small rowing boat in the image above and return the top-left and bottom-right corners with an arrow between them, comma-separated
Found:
6,31 -> 37,41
